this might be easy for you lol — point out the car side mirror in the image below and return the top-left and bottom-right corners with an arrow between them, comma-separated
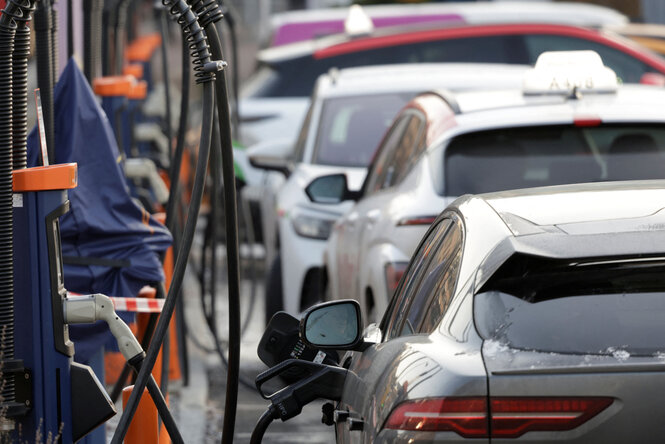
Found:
300,300 -> 364,349
249,154 -> 293,177
305,174 -> 361,204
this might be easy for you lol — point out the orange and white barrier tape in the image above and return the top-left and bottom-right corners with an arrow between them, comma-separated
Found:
110,297 -> 164,313
67,292 -> 164,313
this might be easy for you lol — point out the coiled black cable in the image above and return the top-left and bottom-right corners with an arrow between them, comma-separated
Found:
110,1 -> 215,441
11,0 -> 34,170
0,1 -> 17,409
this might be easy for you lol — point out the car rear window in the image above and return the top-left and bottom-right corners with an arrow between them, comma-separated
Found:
442,125 -> 665,196
474,255 -> 665,356
313,93 -> 413,167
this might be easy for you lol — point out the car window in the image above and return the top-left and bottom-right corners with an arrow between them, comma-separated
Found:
364,115 -> 410,194
441,124 -> 665,196
392,113 -> 427,185
399,217 -> 463,337
312,93 -> 412,168
292,101 -> 315,163
366,114 -> 423,193
475,255 -> 665,355
524,34 -> 652,83
384,219 -> 452,340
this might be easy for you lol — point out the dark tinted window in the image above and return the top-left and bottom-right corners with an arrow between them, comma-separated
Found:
384,218 -> 464,340
401,218 -> 463,336
384,219 -> 450,340
443,125 -> 665,196
365,115 -> 410,194
313,94 -> 411,167
524,34 -> 653,83
247,35 -> 528,98
475,256 -> 665,355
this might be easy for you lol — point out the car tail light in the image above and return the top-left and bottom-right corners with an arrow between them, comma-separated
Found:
396,215 -> 437,226
491,397 -> 613,438
384,398 -> 488,437
384,397 -> 613,438
384,262 -> 408,294
574,117 -> 602,127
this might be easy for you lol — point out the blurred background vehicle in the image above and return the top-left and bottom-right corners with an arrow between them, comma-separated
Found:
238,12 -> 665,148
300,179 -> 665,443
318,51 -> 665,322
266,1 -> 628,47
251,63 -> 530,321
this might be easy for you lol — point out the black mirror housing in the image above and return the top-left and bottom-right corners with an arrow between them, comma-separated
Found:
300,300 -> 364,349
249,154 -> 293,177
305,174 -> 360,204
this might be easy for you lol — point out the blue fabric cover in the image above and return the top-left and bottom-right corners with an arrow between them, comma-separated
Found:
27,58 -> 172,361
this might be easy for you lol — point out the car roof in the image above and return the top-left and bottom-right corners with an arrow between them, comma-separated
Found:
258,23 -> 649,65
269,2 -> 627,46
411,84 -> 665,148
312,63 -> 530,99
456,181 -> 665,289
480,180 -> 665,233
271,2 -> 627,27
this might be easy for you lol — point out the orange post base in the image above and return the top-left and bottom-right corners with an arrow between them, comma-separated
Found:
122,385 -> 159,444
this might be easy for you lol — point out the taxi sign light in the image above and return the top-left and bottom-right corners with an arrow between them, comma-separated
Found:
344,5 -> 374,37
523,50 -> 618,96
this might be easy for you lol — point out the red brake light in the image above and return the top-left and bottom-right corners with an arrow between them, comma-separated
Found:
396,215 -> 437,226
574,117 -> 602,127
384,398 -> 488,437
384,262 -> 408,294
491,397 -> 613,438
384,397 -> 613,438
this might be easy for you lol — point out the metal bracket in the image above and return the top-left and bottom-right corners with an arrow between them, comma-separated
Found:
204,60 -> 227,73
1,360 -> 32,418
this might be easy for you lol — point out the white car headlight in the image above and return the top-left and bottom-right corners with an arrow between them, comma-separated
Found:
292,215 -> 335,240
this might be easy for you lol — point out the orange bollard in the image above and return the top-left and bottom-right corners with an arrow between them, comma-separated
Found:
122,385 -> 159,444
154,213 -> 182,382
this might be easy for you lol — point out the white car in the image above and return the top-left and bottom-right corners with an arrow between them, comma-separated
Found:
250,63 -> 529,321
317,51 -> 665,322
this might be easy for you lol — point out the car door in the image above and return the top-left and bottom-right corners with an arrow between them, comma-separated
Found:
336,215 -> 466,443
351,113 -> 426,316
332,115 -> 411,302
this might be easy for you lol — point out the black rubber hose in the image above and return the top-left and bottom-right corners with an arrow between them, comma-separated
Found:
217,2 -> 238,134
50,6 -> 57,81
101,0 -> 116,76
114,0 -> 129,76
158,8 -> 173,156
67,0 -> 73,57
12,2 -> 34,171
82,0 -> 94,81
206,23 -> 242,444
0,6 -> 17,408
164,28 -> 190,232
129,356 -> 184,444
34,0 -> 55,162
111,79 -> 215,444
250,407 -> 277,444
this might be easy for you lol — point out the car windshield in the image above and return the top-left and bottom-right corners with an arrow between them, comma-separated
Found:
312,93 -> 412,168
442,125 -> 665,196
474,256 -> 665,356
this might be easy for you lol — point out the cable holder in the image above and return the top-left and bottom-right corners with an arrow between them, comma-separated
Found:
204,60 -> 226,73
162,0 -> 215,84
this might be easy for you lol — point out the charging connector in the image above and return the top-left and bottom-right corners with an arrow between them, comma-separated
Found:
63,293 -> 143,361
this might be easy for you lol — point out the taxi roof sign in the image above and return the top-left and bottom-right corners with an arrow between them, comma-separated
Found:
344,5 -> 374,37
523,50 -> 618,96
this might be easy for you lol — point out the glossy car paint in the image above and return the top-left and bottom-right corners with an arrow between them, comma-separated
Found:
336,181 -> 665,443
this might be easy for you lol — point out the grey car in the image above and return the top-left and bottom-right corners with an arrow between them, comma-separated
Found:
301,180 -> 665,443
